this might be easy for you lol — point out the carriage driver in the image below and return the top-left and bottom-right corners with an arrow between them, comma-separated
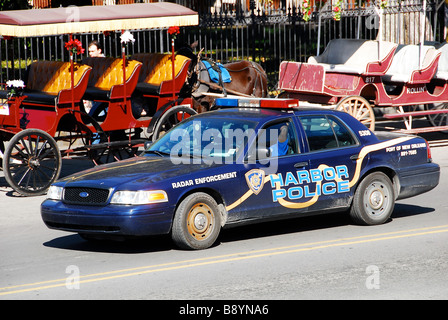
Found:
84,41 -> 107,118
88,40 -> 105,58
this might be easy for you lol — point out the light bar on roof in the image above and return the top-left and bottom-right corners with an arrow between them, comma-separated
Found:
215,97 -> 299,109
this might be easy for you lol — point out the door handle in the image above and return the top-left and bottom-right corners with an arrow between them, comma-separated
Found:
350,154 -> 359,161
294,161 -> 309,168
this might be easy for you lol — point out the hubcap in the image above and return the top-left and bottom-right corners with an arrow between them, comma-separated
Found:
365,181 -> 390,217
194,213 -> 207,231
369,190 -> 384,210
187,203 -> 214,241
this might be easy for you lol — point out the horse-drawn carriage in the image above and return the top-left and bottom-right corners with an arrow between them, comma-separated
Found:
278,38 -> 448,133
0,3 -> 268,196
0,3 -> 201,196
278,1 -> 448,134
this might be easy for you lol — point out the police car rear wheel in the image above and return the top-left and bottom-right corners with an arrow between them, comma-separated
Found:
350,172 -> 394,225
172,193 -> 221,250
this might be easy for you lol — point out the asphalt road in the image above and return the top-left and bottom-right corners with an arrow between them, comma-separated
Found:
1,138 -> 447,302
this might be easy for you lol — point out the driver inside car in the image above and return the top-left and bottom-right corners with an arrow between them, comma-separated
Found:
269,124 -> 290,157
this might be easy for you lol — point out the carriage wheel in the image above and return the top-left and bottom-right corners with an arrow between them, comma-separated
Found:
90,141 -> 140,165
152,105 -> 198,141
336,95 -> 375,131
0,140 -> 5,170
3,129 -> 61,196
425,103 -> 448,134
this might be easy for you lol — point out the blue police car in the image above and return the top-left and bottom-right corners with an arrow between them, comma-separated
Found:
41,98 -> 440,249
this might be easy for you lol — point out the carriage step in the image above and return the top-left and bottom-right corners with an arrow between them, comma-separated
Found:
392,126 -> 448,134
383,109 -> 448,119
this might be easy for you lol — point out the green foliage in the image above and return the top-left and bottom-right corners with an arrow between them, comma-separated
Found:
0,0 -> 30,11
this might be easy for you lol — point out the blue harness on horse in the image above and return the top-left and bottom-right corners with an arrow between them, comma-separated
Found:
202,60 -> 232,84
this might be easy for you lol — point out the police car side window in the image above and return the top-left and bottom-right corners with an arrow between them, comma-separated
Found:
260,120 -> 298,157
299,115 -> 356,151
328,116 -> 357,147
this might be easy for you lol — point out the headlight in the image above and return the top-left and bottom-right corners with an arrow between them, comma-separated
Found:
47,185 -> 63,200
110,190 -> 168,205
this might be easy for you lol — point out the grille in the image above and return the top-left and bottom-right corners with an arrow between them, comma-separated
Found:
64,187 -> 110,205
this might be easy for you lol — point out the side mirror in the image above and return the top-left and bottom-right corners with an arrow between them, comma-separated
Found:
144,141 -> 152,150
246,147 -> 271,162
258,148 -> 271,160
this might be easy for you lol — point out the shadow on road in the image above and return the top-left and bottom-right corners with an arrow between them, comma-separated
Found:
43,233 -> 173,254
42,202 -> 435,254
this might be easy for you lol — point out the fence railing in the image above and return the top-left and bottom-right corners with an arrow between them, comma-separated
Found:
1,0 -> 445,92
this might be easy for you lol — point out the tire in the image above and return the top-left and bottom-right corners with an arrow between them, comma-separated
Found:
171,192 -> 221,250
0,139 -> 5,170
152,105 -> 197,141
3,129 -> 61,196
350,172 -> 395,225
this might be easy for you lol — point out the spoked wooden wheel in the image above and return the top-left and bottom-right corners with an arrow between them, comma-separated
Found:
425,103 -> 448,133
152,105 -> 197,141
336,95 -> 375,130
89,141 -> 141,165
3,129 -> 61,196
0,140 -> 5,170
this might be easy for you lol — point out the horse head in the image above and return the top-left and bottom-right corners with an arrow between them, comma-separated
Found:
178,43 -> 269,112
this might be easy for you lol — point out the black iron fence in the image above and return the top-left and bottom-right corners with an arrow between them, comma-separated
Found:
1,0 -> 446,92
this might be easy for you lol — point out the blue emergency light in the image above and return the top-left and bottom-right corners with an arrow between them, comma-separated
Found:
214,97 -> 299,109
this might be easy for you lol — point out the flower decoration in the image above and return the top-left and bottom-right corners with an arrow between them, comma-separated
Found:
333,0 -> 343,21
120,31 -> 135,45
6,80 -> 25,98
302,0 -> 311,22
379,0 -> 388,9
65,38 -> 85,55
168,26 -> 180,39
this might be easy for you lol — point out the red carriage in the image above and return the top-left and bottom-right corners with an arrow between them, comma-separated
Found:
278,37 -> 448,133
0,3 -> 199,196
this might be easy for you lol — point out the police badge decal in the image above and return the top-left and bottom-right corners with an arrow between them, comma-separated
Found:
245,169 -> 265,195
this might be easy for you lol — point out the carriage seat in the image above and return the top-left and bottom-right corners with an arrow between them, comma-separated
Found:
82,57 -> 142,101
131,53 -> 191,96
434,43 -> 448,80
308,39 -> 397,75
382,44 -> 440,84
0,61 -> 92,106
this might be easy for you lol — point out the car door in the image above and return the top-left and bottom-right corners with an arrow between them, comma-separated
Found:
296,114 -> 363,213
235,116 -> 315,221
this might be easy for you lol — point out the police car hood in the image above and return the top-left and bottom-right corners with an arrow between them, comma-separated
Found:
59,156 -> 224,189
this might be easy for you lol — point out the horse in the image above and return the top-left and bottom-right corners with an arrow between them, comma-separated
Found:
178,43 -> 269,113
191,58 -> 269,113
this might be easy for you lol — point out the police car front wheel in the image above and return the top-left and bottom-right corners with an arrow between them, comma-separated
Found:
172,192 -> 221,250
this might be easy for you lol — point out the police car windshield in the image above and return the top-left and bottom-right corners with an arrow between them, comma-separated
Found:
147,117 -> 258,163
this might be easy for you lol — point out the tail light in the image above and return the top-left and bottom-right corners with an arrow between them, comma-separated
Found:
425,140 -> 432,162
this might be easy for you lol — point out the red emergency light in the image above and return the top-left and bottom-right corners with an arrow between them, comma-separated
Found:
214,97 -> 299,109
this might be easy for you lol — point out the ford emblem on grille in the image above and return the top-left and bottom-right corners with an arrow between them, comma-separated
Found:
79,192 -> 89,198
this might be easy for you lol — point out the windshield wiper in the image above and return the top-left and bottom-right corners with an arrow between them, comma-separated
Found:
145,150 -> 170,157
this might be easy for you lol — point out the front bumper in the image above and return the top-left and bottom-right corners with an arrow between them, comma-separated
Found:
396,162 -> 440,200
41,200 -> 175,237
